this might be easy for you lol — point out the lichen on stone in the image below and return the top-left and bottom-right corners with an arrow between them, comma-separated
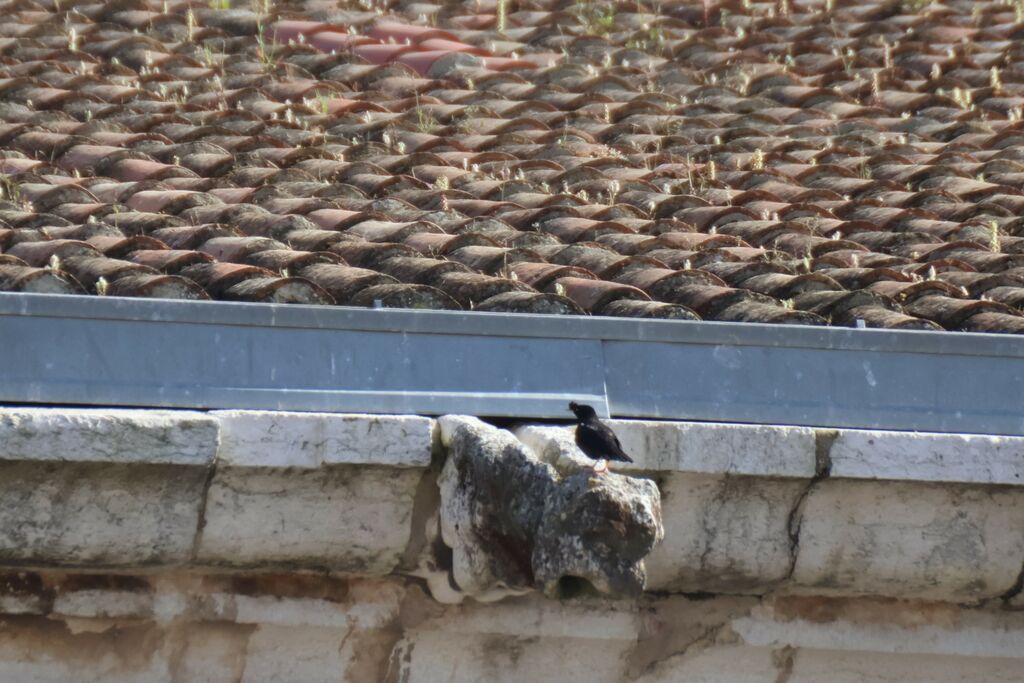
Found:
430,416 -> 664,603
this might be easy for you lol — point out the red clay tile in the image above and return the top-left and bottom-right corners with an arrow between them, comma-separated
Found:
0,0 -> 1022,328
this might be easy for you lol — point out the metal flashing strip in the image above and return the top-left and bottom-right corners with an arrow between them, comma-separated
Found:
2,292 -> 1023,435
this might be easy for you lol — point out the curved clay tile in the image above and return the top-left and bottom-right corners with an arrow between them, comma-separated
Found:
904,295 -> 1021,330
715,300 -> 827,326
547,276 -> 649,313
297,264 -> 397,304
960,311 -> 1024,334
433,271 -> 534,308
470,290 -> 579,314
330,242 -> 421,269
348,282 -> 460,309
445,245 -> 543,275
86,234 -> 167,258
5,239 -> 101,267
58,255 -> 159,291
0,264 -> 82,294
105,273 -> 209,299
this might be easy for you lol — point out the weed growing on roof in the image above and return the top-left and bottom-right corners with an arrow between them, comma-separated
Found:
902,0 -> 934,12
608,180 -> 621,204
951,87 -> 973,110
751,149 -> 765,171
989,221 -> 1002,253
254,23 -> 279,70
209,0 -> 231,9
0,177 -> 24,206
496,0 -> 508,32
575,0 -> 617,36
991,67 -> 1004,94
186,8 -> 197,42
414,108 -> 439,134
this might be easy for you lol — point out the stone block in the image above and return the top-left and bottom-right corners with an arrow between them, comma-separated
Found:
789,649 -> 1024,683
792,479 -> 1024,601
0,461 -> 205,567
646,473 -> 806,593
608,419 -> 817,477
829,429 -> 1024,485
240,624 -> 350,683
214,410 -> 434,468
196,465 -> 423,573
52,589 -> 153,619
0,407 -> 217,465
398,629 -> 635,683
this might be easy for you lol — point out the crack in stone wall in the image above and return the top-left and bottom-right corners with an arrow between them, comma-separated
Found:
783,429 -> 836,583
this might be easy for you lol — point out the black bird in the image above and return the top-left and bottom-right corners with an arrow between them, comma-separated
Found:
569,401 -> 633,473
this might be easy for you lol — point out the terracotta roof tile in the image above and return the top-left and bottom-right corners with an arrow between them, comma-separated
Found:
1,0 -> 1024,330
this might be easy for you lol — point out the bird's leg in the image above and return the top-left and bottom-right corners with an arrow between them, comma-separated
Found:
592,459 -> 609,475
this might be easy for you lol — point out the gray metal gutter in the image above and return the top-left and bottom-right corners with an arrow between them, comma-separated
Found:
2,292 -> 1023,435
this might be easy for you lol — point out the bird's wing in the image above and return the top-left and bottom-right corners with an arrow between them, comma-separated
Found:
603,425 -> 633,463
579,421 -> 633,463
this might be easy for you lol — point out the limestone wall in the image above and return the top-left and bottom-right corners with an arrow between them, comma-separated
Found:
0,407 -> 1022,681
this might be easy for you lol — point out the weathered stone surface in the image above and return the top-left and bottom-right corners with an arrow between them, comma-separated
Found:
534,472 -> 663,598
513,424 -> 595,474
645,473 -> 807,593
607,419 -> 817,477
394,591 -> 642,683
437,415 -> 663,601
437,415 -> 558,600
789,650 -> 1024,682
0,462 -> 204,566
1010,566 -> 1024,608
196,465 -> 423,573
829,428 -> 1024,485
632,646 -> 779,683
791,479 -> 1024,601
0,618 -> 172,683
736,595 -> 1024,659
398,628 -> 636,683
0,407 -> 218,465
242,624 -> 351,683
516,424 -> 804,594
214,410 -> 434,468
52,589 -> 153,619
517,421 -> 817,477
0,571 -> 1023,683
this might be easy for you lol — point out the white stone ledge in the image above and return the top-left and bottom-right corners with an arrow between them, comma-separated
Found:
608,419 -> 818,478
519,417 -> 1024,487
0,407 -> 1023,603
0,407 -> 218,465
213,410 -> 434,468
516,421 -> 817,478
828,428 -> 1024,485
2,406 -> 1022,488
